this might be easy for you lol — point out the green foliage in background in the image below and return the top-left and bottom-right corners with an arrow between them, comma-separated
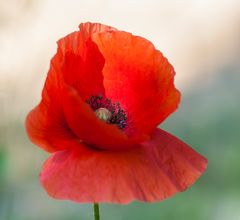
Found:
0,147 -> 7,183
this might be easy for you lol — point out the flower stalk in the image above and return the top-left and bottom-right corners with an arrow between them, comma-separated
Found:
93,203 -> 100,220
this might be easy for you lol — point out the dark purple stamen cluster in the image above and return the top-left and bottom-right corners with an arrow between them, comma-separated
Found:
86,95 -> 127,129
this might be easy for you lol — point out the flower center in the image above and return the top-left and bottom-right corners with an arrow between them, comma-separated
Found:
95,107 -> 112,122
86,95 -> 127,129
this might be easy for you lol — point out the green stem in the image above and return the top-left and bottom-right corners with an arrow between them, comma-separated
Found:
93,203 -> 100,220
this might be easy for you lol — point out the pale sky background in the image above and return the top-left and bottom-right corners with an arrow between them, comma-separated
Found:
0,0 -> 240,120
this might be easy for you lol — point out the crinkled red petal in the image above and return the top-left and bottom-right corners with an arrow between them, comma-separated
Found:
26,23 -> 115,152
92,31 -> 180,134
40,128 -> 207,204
55,22 -> 115,100
59,34 -> 105,100
25,101 -> 76,153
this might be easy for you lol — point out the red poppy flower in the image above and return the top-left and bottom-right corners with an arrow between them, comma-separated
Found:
26,22 -> 207,204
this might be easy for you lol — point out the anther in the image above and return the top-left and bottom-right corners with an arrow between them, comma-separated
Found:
87,95 -> 127,129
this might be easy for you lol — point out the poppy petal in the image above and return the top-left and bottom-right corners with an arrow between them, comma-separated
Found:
48,22 -> 115,101
92,31 -> 180,134
25,100 -> 77,153
58,22 -> 115,56
40,128 -> 207,203
26,23 -> 117,152
61,84 -> 149,151
58,32 -> 106,100
60,41 -> 105,101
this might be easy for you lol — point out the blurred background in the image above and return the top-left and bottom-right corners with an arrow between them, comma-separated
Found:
0,0 -> 240,219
